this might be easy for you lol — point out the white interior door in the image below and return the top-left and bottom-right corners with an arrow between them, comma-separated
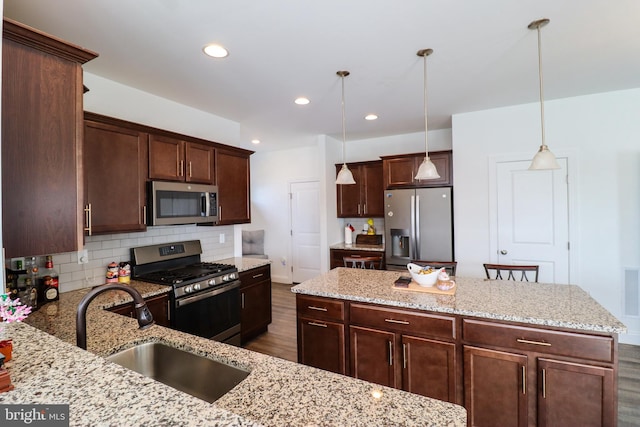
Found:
494,159 -> 569,284
290,181 -> 320,283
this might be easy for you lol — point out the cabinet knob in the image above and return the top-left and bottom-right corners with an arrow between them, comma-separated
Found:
500,250 -> 508,255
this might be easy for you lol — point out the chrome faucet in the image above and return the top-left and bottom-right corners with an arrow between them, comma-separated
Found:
76,283 -> 155,349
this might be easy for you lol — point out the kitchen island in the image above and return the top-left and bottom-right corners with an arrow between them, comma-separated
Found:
2,267 -> 466,426
292,268 -> 626,427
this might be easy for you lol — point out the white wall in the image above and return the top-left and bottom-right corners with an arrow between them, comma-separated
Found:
247,143 -> 324,283
452,88 -> 640,345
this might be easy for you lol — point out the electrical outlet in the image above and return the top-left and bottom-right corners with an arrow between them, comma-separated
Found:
219,233 -> 225,244
77,249 -> 89,264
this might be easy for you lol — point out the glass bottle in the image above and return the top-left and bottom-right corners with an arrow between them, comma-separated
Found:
41,255 -> 59,302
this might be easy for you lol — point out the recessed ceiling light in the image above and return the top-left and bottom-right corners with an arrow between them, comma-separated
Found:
251,139 -> 260,145
365,114 -> 378,121
294,97 -> 310,105
203,44 -> 229,58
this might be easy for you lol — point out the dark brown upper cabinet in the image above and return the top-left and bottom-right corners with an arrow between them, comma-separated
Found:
336,160 -> 384,218
148,134 -> 215,185
381,150 -> 452,189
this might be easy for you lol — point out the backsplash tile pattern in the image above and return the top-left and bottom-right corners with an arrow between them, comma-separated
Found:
41,225 -> 234,293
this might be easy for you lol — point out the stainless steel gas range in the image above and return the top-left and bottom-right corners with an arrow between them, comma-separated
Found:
131,240 -> 241,346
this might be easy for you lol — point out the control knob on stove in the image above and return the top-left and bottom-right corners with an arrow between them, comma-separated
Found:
208,278 -> 216,286
193,283 -> 201,291
184,285 -> 193,294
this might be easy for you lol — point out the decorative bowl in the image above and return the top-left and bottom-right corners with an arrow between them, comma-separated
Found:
407,263 -> 442,287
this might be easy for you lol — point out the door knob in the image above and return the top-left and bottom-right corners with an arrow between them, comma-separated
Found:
500,250 -> 508,255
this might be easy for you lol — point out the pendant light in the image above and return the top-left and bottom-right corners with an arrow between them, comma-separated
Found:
414,49 -> 440,180
335,70 -> 356,185
528,18 -> 561,170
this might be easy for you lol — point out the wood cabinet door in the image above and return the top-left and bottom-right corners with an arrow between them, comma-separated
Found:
383,156 -> 416,189
298,318 -> 346,375
464,346 -> 528,427
185,142 -> 214,184
350,326 -> 396,389
415,151 -> 452,187
84,120 -> 148,234
402,335 -> 457,403
216,150 -> 251,224
362,162 -> 384,217
148,134 -> 185,181
537,358 -> 615,427
240,279 -> 272,343
2,37 -> 83,257
336,164 -> 362,217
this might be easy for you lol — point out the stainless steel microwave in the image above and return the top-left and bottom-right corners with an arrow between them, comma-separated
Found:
148,181 -> 218,226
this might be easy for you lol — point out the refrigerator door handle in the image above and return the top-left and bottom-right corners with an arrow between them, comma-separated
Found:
410,195 -> 416,260
415,195 -> 421,260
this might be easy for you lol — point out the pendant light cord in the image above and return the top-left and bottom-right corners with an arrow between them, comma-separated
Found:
537,24 -> 546,148
423,53 -> 429,156
341,73 -> 347,164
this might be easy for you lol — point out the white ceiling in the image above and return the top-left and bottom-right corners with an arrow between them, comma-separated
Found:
4,0 -> 640,152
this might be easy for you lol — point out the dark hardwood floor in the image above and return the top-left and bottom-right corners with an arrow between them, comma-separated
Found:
243,282 -> 640,426
618,343 -> 640,427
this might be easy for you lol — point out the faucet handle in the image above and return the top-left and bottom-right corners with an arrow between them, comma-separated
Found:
134,303 -> 155,329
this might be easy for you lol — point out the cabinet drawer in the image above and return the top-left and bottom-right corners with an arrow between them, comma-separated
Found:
462,319 -> 614,363
350,303 -> 456,340
239,265 -> 271,287
297,295 -> 345,322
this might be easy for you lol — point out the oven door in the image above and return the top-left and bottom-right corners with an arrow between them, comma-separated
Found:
172,280 -> 241,345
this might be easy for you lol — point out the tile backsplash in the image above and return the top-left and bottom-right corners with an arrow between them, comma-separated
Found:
9,224 -> 235,294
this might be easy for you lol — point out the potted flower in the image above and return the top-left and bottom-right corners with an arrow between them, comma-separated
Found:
0,293 -> 32,361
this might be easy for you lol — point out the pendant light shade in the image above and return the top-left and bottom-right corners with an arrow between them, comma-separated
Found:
335,70 -> 356,185
528,18 -> 561,170
415,49 -> 440,180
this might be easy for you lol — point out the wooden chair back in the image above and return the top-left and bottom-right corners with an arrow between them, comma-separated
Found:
411,260 -> 457,277
483,263 -> 539,282
343,256 -> 383,270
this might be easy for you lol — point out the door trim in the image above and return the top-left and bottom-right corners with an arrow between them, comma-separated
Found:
487,150 -> 579,284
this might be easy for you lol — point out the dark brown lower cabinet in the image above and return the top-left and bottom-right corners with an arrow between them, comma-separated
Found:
239,265 -> 272,343
464,346 -> 528,427
296,294 -> 347,375
350,326 -> 396,388
107,293 -> 170,327
298,318 -> 346,374
403,335 -> 457,403
537,358 -> 614,427
296,295 -> 619,426
349,326 -> 457,402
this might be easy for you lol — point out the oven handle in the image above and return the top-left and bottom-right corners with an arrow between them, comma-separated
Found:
175,280 -> 240,307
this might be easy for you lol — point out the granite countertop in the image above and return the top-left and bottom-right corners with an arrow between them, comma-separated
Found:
292,268 -> 627,334
330,242 -> 385,252
3,260 -> 466,426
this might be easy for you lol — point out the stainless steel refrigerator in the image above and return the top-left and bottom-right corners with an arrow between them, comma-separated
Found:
384,187 -> 453,270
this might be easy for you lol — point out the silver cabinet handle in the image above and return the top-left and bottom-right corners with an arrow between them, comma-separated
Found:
403,343 -> 407,369
516,338 -> 551,347
189,161 -> 192,178
308,306 -> 328,312
219,206 -> 222,222
522,365 -> 526,395
308,321 -> 327,328
385,318 -> 409,325
241,293 -> 245,309
252,273 -> 264,279
142,205 -> 147,226
541,368 -> 546,398
84,203 -> 92,236
358,204 -> 361,215
388,341 -> 393,366
179,160 -> 184,177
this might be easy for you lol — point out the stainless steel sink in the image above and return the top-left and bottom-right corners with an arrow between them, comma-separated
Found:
107,342 -> 249,403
